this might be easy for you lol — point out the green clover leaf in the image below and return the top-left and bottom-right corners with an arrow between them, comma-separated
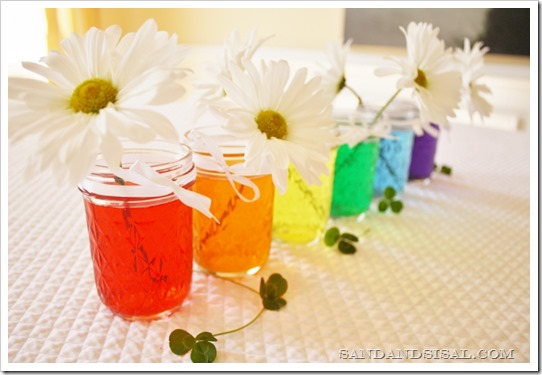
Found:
378,186 -> 403,214
440,165 -> 452,175
390,200 -> 404,213
323,227 -> 363,255
434,163 -> 453,176
190,341 -> 217,363
170,273 -> 289,363
378,199 -> 389,212
384,186 -> 396,200
263,297 -> 287,311
169,329 -> 196,356
195,331 -> 217,342
324,226 -> 340,246
340,233 -> 359,242
338,239 -> 357,254
260,273 -> 288,311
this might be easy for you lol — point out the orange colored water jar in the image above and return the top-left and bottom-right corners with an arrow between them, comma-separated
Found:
186,128 -> 274,278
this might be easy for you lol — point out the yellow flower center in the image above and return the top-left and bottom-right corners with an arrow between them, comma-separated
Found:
255,110 -> 288,140
414,69 -> 428,88
337,76 -> 346,94
70,78 -> 118,114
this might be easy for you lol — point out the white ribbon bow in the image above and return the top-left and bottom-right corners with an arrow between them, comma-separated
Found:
107,160 -> 218,222
189,129 -> 261,203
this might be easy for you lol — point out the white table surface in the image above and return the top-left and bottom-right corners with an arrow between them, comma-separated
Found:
5,124 -> 534,369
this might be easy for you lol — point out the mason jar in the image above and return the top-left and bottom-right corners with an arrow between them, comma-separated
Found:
373,101 -> 418,196
185,127 -> 274,278
78,140 -> 195,320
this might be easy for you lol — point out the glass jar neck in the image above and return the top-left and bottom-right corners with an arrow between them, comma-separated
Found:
184,127 -> 267,177
79,140 -> 195,199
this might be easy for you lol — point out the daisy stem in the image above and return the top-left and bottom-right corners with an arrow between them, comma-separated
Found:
344,84 -> 364,107
370,88 -> 402,125
114,162 -> 126,185
199,185 -> 245,247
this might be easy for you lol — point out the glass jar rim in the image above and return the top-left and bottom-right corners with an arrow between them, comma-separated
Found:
383,100 -> 420,124
334,100 -> 420,128
183,126 -> 273,177
79,140 -> 195,200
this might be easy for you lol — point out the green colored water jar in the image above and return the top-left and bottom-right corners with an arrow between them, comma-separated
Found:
331,138 -> 380,218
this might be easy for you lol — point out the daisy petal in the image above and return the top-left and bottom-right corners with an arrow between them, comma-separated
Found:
9,19 -> 188,184
208,59 -> 335,190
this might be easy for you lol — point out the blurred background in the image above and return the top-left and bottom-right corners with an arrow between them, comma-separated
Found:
5,7 -> 531,55
3,6 -> 532,131
346,8 -> 530,55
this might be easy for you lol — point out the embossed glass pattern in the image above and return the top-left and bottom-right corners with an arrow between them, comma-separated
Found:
186,128 -> 274,278
273,148 -> 337,244
373,101 -> 419,196
192,171 -> 274,277
373,128 -> 415,196
79,142 -> 195,320
331,139 -> 380,217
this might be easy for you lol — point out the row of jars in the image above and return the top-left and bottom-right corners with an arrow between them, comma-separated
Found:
78,101 -> 440,320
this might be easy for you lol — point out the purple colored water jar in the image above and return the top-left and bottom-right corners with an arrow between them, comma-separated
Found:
408,123 -> 440,180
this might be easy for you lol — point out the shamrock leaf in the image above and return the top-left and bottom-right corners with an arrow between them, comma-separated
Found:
384,186 -> 396,200
170,330 -> 218,363
191,341 -> 217,363
340,233 -> 358,242
390,200 -> 404,213
338,240 -> 357,254
440,165 -> 452,175
260,273 -> 288,311
169,329 -> 196,356
378,186 -> 403,215
195,331 -> 217,342
324,227 -> 362,255
169,274 -> 289,363
434,163 -> 453,175
324,226 -> 340,246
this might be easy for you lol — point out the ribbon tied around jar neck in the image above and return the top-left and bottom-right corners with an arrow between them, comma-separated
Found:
187,129 -> 261,204
106,159 -> 218,222
97,134 -> 218,222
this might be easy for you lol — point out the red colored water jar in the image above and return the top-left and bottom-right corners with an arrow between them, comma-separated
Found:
78,141 -> 195,320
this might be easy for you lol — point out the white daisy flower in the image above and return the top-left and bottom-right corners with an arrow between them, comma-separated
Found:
455,38 -> 493,121
213,59 -> 336,194
196,28 -> 273,102
319,39 -> 364,106
375,22 -> 462,134
321,39 -> 349,96
8,19 -> 189,185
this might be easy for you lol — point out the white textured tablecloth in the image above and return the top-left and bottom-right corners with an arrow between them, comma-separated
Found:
6,124 -> 533,368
